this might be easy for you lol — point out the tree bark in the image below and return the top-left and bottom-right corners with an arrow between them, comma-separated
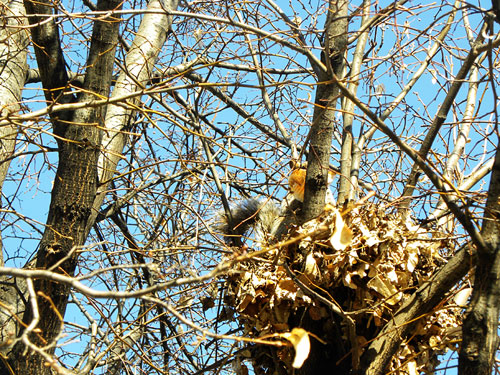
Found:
492,0 -> 500,23
7,0 -> 122,373
303,0 -> 348,222
459,136 -> 500,374
300,1 -> 348,372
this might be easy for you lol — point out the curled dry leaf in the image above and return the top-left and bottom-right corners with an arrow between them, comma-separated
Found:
453,288 -> 472,307
330,208 -> 353,251
367,274 -> 402,305
281,328 -> 311,369
303,252 -> 321,282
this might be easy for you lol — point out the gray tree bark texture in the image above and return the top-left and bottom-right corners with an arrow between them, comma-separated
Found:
299,1 -> 348,372
459,138 -> 500,374
7,0 -> 122,373
303,0 -> 348,223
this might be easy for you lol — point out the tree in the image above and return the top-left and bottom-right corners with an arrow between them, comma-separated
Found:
1,0 -> 500,374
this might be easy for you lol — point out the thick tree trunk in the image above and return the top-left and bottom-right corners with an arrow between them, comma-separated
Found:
6,0 -> 122,374
300,1 -> 348,372
303,0 -> 348,223
459,136 -> 500,374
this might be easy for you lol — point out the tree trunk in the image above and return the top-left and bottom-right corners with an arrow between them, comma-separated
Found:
303,0 -> 348,223
7,0 -> 122,373
459,136 -> 500,374
301,0 -> 348,371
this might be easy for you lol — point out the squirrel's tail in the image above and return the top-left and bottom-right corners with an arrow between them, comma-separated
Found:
218,199 -> 281,245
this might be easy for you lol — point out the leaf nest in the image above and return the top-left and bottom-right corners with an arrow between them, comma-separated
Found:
223,202 -> 463,373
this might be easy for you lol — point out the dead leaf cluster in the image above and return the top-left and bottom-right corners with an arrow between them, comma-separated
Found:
222,202 -> 462,374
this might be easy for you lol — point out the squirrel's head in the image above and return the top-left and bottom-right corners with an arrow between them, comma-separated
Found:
288,164 -> 337,202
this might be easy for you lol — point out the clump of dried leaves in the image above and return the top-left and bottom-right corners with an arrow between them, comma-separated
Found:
223,202 -> 462,374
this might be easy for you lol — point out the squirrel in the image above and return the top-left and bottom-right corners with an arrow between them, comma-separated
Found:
219,166 -> 336,246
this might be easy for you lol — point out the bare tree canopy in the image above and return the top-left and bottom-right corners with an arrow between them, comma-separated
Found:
1,0 -> 500,374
